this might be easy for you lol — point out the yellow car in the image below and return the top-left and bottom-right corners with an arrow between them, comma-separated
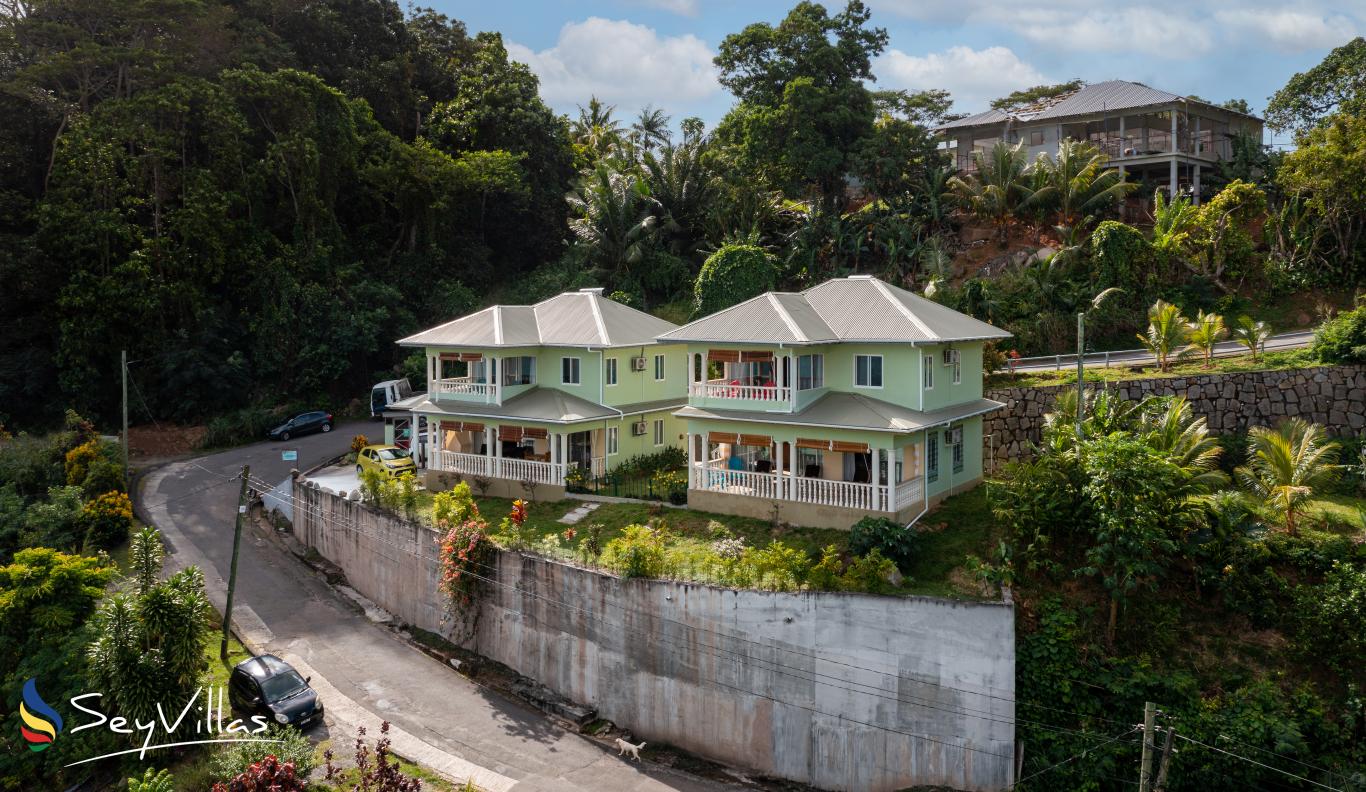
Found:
356,444 -> 416,478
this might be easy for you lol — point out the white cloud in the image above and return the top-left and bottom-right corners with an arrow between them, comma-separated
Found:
626,0 -> 699,16
507,18 -> 719,108
877,45 -> 1048,112
1215,9 -> 1358,51
1004,9 -> 1214,57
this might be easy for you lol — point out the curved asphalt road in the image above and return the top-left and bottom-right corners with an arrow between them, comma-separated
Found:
137,424 -> 739,792
1012,330 -> 1315,372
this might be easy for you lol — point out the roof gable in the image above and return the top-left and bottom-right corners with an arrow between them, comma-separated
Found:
398,289 -> 680,348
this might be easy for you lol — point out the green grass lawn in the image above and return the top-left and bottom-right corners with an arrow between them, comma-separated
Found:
1303,493 -> 1366,534
987,348 -> 1319,390
900,485 -> 1001,599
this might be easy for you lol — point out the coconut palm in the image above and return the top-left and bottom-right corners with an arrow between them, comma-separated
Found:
1137,300 -> 1192,371
641,140 -> 718,256
1028,139 -> 1136,229
1150,189 -> 1201,256
1187,310 -> 1226,368
1235,418 -> 1340,536
947,141 -> 1033,243
1230,315 -> 1271,361
566,164 -> 660,282
572,96 -> 624,158
631,105 -> 672,153
1143,397 -> 1228,492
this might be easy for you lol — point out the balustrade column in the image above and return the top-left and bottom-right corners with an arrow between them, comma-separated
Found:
686,432 -> 696,489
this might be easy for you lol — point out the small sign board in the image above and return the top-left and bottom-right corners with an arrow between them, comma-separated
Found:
281,450 -> 298,462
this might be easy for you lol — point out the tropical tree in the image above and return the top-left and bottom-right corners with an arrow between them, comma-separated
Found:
566,164 -> 661,284
1187,310 -> 1226,368
1136,300 -> 1191,371
1028,139 -> 1135,230
641,140 -> 719,257
572,96 -> 624,160
1150,190 -> 1201,257
948,141 -> 1033,242
1141,397 -> 1227,492
1231,315 -> 1272,361
1235,418 -> 1340,535
631,105 -> 672,152
1264,36 -> 1366,134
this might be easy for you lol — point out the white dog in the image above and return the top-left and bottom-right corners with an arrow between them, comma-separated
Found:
614,737 -> 646,761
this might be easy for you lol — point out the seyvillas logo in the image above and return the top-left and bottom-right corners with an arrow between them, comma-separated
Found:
19,678 -> 63,752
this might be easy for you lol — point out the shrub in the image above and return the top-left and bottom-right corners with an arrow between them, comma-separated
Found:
564,465 -> 589,493
81,490 -> 133,550
22,485 -> 85,549
650,469 -> 686,504
432,482 -> 479,527
600,524 -> 669,579
840,548 -> 899,594
210,725 -> 314,782
359,467 -> 403,512
494,499 -> 537,550
613,447 -> 687,478
1295,560 -> 1366,678
127,767 -> 175,792
201,406 -> 284,449
1311,303 -> 1366,364
350,434 -> 370,454
81,458 -> 126,498
742,540 -> 809,591
849,516 -> 918,573
64,439 -> 105,485
1090,220 -> 1155,292
211,755 -> 305,792
806,544 -> 845,591
438,518 -> 495,608
693,244 -> 774,318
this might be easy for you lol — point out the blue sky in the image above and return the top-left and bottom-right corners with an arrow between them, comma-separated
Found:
438,1 -> 1361,144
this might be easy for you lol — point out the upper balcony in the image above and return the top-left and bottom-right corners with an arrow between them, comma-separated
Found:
429,352 -> 536,406
685,348 -> 820,413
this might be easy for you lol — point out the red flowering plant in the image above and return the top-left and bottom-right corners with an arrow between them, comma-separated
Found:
497,499 -> 538,550
437,514 -> 493,609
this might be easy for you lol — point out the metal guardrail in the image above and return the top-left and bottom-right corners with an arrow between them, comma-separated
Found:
1007,331 -> 1315,373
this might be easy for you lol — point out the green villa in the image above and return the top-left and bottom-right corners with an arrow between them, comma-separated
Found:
392,276 -> 1009,527
390,287 -> 687,499
660,275 -> 1010,529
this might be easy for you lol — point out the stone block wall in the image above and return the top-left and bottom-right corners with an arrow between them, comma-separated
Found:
983,364 -> 1366,467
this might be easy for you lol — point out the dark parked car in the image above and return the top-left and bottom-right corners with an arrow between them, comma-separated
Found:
228,654 -> 323,728
268,411 -> 333,441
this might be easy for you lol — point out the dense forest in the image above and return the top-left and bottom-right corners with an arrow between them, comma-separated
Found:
2,0 -> 1364,434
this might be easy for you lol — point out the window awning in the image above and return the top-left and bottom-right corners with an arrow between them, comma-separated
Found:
740,350 -> 773,362
439,420 -> 485,433
796,438 -> 869,454
708,431 -> 772,447
438,352 -> 484,362
707,349 -> 741,363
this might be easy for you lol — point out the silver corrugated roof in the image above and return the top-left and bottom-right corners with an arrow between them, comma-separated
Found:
935,80 -> 1262,132
675,394 -> 1005,433
397,387 -> 616,423
398,289 -> 680,349
657,276 -> 1010,345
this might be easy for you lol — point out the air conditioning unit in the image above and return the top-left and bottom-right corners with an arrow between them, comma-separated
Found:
944,427 -> 963,445
630,356 -> 648,371
942,348 -> 960,366
631,421 -> 648,436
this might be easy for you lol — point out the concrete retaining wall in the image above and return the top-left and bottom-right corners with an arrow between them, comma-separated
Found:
983,364 -> 1366,466
292,481 -> 1017,791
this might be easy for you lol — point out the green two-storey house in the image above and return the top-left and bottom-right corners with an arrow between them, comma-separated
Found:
658,275 -> 1010,530
392,288 -> 687,498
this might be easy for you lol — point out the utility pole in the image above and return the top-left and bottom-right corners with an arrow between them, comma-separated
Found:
1075,312 -> 1085,438
221,464 -> 250,660
1153,722 -> 1175,792
121,350 -> 129,474
1138,701 -> 1157,792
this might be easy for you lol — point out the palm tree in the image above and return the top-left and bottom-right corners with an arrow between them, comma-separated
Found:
1236,418 -> 1340,535
947,141 -> 1033,244
1150,189 -> 1200,256
1230,315 -> 1271,361
565,163 -> 660,282
572,96 -> 623,158
1187,310 -> 1226,368
631,105 -> 672,153
1143,397 -> 1228,492
642,141 -> 718,256
1028,139 -> 1136,229
1137,300 -> 1192,371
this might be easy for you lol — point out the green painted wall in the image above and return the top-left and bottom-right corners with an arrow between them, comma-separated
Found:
600,343 -> 689,408
923,415 -> 983,499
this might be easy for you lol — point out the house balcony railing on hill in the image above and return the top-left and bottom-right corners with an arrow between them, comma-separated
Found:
433,450 -> 565,485
434,376 -> 497,402
689,456 -> 924,512
688,379 -> 791,403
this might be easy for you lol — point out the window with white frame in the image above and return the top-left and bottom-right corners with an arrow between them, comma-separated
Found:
952,355 -> 961,385
952,433 -> 964,474
654,354 -> 665,381
502,356 -> 536,386
798,354 -> 823,390
607,426 -> 619,455
923,355 -> 934,389
561,357 -> 581,385
927,434 -> 939,482
605,357 -> 618,386
854,354 -> 883,388
652,419 -> 664,446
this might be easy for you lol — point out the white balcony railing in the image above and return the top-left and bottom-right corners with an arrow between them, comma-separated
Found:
791,476 -> 875,510
435,377 -> 496,401
689,380 -> 791,402
434,451 -> 564,486
893,478 -> 924,511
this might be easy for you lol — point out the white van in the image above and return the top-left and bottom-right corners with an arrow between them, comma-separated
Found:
370,378 -> 413,417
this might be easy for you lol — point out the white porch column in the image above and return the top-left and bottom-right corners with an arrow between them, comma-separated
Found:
776,441 -> 786,500
427,417 -> 437,471
787,352 -> 796,412
1169,158 -> 1178,199
493,356 -> 502,405
484,427 -> 495,477
882,447 -> 893,513
1192,165 -> 1201,206
872,449 -> 882,512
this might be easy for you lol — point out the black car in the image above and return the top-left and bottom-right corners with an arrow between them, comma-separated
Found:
228,654 -> 324,728
268,411 -> 333,441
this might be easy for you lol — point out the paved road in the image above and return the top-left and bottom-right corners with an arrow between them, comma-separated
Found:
1011,330 -> 1316,372
137,423 -> 739,792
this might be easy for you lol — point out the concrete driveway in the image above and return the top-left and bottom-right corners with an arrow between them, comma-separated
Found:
305,463 -> 363,496
136,424 -> 739,792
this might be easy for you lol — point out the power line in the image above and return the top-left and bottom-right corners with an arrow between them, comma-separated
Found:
1173,734 -> 1345,792
1007,726 -> 1139,789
